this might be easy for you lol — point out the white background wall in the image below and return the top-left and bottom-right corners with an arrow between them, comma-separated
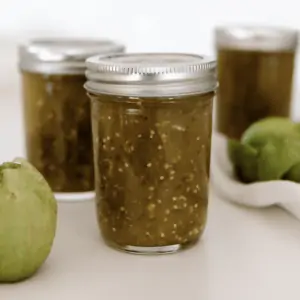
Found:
1,0 -> 300,117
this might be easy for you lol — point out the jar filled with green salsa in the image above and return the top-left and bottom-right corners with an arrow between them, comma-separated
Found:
85,53 -> 217,254
215,26 -> 298,139
19,38 -> 125,201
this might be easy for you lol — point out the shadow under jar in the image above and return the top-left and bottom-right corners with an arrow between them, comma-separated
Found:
85,53 -> 217,254
215,26 -> 298,139
19,38 -> 125,201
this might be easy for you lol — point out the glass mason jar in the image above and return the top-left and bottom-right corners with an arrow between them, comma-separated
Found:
85,53 -> 217,254
19,39 -> 125,201
215,26 -> 298,139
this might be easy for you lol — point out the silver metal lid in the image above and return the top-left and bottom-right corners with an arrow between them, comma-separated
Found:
215,26 -> 298,51
84,53 -> 217,97
19,38 -> 125,74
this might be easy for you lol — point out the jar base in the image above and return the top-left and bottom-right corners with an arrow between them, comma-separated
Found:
54,191 -> 95,202
105,239 -> 199,255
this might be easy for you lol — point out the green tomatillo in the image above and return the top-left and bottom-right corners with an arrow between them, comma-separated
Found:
0,158 -> 57,283
228,117 -> 300,183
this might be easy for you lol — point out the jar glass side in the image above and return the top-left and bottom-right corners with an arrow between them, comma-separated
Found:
22,72 -> 94,199
89,92 -> 214,254
216,49 -> 296,139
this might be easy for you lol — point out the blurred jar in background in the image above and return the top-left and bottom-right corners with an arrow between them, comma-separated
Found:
85,53 -> 217,254
19,38 -> 125,201
215,26 -> 298,139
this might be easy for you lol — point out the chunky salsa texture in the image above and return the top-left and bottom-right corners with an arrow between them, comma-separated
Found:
22,72 -> 94,192
217,49 -> 295,139
90,92 -> 214,249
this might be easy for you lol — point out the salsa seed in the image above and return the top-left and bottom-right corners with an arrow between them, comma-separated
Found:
172,125 -> 186,132
147,203 -> 156,211
193,228 -> 199,235
178,195 -> 187,201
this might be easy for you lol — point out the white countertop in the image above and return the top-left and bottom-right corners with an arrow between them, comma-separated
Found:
1,94 -> 300,300
2,194 -> 300,300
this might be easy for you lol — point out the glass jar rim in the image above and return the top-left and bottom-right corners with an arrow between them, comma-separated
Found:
84,53 -> 217,97
215,25 -> 298,51
19,38 -> 125,74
